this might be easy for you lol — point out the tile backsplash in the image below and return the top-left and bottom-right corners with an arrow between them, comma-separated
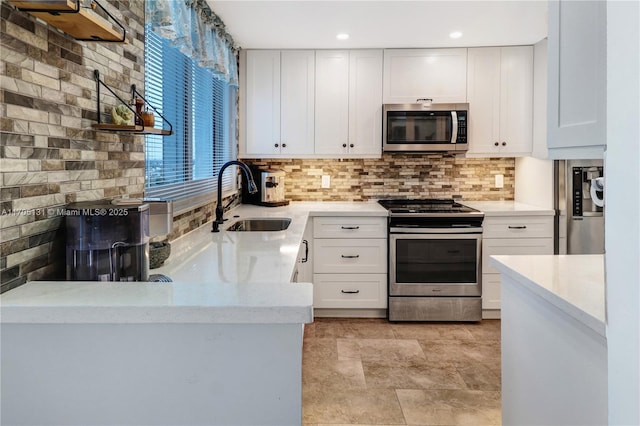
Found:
245,155 -> 515,201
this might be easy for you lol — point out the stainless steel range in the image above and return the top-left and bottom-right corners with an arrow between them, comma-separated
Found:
378,199 -> 484,322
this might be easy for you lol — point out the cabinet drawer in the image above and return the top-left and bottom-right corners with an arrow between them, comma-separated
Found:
313,239 -> 387,273
314,216 -> 386,239
483,215 -> 554,239
313,273 -> 387,308
482,238 -> 554,274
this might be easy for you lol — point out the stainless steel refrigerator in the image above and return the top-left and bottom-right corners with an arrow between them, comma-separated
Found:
555,160 -> 605,254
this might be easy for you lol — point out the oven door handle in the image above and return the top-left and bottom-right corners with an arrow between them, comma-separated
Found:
390,226 -> 483,234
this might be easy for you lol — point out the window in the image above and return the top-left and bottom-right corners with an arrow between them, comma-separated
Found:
144,26 -> 237,213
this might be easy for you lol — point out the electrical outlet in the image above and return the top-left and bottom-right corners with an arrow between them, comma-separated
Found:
495,174 -> 504,188
321,175 -> 331,189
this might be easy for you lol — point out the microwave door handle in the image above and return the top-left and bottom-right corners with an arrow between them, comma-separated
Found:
450,111 -> 458,144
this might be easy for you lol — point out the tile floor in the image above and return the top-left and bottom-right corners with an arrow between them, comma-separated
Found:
302,318 -> 501,426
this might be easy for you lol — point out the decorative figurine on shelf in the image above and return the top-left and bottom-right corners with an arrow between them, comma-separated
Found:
111,104 -> 134,126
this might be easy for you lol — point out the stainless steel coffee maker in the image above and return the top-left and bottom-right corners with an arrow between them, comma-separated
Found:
243,168 -> 289,207
65,200 -> 150,281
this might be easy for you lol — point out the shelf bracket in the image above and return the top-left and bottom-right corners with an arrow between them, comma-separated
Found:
94,69 -> 142,128
93,70 -> 173,135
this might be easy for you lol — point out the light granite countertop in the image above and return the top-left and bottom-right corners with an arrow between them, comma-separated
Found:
0,201 -> 387,325
490,254 -> 605,336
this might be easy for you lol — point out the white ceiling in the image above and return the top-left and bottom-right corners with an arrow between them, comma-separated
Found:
209,1 -> 548,49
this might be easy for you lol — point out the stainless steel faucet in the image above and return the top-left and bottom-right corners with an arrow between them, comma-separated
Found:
212,161 -> 258,232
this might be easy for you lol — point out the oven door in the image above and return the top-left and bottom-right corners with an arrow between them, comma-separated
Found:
389,229 -> 482,297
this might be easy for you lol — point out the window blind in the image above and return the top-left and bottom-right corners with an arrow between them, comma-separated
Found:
144,26 -> 237,212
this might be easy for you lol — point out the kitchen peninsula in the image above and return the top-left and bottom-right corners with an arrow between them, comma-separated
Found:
491,254 -> 607,426
0,202 -> 386,426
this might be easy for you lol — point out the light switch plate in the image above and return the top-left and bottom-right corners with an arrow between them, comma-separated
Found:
495,174 -> 504,188
321,175 -> 331,189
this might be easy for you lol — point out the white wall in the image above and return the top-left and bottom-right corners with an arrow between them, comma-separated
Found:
514,157 -> 554,209
514,38 -> 554,210
606,1 -> 640,425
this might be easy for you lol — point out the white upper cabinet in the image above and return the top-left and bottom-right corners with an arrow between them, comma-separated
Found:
243,50 -> 280,157
383,49 -> 468,104
315,50 -> 383,157
466,46 -> 533,156
241,50 -> 315,158
314,51 -> 349,155
547,0 -> 606,159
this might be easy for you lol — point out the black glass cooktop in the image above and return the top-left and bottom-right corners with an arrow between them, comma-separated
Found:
378,199 -> 480,215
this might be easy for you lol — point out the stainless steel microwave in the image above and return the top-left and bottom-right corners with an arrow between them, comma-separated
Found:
383,103 -> 469,153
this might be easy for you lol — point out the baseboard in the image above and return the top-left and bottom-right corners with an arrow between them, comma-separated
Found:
483,309 -> 501,319
313,308 -> 387,319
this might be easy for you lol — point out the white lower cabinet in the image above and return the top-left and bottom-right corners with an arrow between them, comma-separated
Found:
481,214 -> 554,317
313,274 -> 387,309
313,239 -> 386,274
312,216 -> 387,312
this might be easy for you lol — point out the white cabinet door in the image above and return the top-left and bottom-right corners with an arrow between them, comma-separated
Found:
244,50 -> 281,156
482,273 -> 502,310
242,50 -> 315,157
383,49 -> 468,104
466,46 -> 533,156
280,50 -> 315,155
466,47 -> 502,154
314,50 -> 383,157
499,46 -> 534,155
547,0 -> 606,159
348,50 -> 383,156
314,50 -> 350,155
482,238 -> 554,275
295,219 -> 313,283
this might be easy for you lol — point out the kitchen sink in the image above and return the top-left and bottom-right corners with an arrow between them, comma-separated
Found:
226,218 -> 291,232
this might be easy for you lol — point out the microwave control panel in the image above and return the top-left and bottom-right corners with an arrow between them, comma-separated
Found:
456,111 -> 467,144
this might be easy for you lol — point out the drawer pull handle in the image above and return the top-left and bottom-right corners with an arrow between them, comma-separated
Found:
341,226 -> 360,230
341,254 -> 360,259
508,225 -> 527,229
341,290 -> 360,294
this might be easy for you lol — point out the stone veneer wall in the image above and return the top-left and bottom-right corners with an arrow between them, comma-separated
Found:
0,1 -> 229,293
0,1 -> 146,292
245,155 -> 515,201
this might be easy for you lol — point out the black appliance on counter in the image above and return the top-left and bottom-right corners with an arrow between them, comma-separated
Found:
65,200 -> 150,281
378,199 -> 484,322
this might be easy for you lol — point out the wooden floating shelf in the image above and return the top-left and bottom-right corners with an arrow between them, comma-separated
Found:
10,0 -> 125,42
92,124 -> 172,135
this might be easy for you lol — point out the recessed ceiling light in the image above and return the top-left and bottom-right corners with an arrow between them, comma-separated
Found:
336,33 -> 350,40
449,31 -> 463,39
